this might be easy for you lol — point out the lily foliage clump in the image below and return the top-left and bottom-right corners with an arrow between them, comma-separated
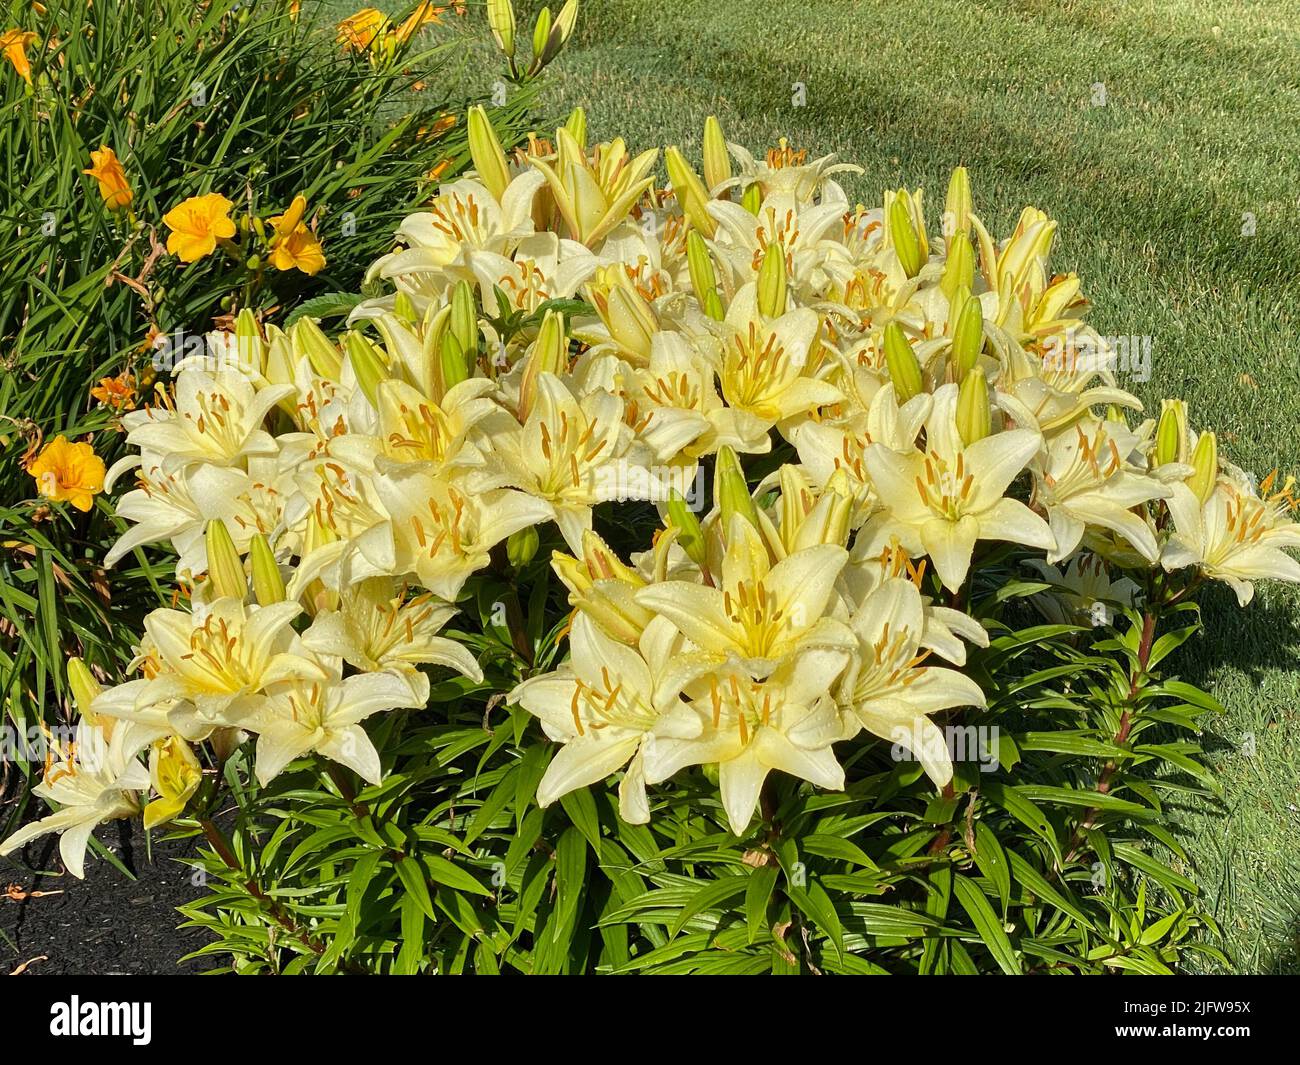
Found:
6,112 -> 1296,974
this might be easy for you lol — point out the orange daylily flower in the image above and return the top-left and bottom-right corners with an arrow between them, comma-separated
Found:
163,193 -> 236,263
27,436 -> 106,512
83,146 -> 133,211
0,28 -> 38,84
337,8 -> 388,52
392,2 -> 445,46
90,372 -> 137,411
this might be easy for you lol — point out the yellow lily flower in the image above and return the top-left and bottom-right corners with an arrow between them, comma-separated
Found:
143,736 -> 202,829
529,127 -> 658,247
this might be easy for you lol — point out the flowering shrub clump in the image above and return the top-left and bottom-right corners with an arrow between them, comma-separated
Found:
6,111 -> 1297,974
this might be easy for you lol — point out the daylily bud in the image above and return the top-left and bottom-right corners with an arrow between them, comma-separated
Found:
945,166 -> 972,238
950,294 -> 984,378
468,105 -> 511,203
488,0 -> 516,57
686,229 -> 719,306
740,182 -> 762,216
450,279 -> 478,358
292,317 -> 342,381
532,6 -> 552,59
1188,431 -> 1218,504
1154,399 -> 1188,466
664,146 -> 716,237
941,233 -> 974,303
956,367 -> 991,446
756,242 -> 787,319
67,658 -> 101,718
249,533 -> 286,606
883,322 -> 923,402
345,330 -> 388,407
564,104 -> 587,148
507,525 -> 540,568
666,489 -> 706,566
205,520 -> 246,600
715,445 -> 760,534
889,193 -> 924,278
702,115 -> 731,194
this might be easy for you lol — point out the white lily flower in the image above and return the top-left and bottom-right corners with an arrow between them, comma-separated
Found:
641,646 -> 852,836
859,384 -> 1054,591
0,721 -> 153,878
510,615 -> 709,823
839,577 -> 986,787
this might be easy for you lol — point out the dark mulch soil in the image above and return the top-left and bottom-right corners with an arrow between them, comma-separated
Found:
1,816 -> 221,976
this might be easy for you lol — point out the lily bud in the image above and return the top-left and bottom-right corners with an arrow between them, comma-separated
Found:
950,294 -> 984,378
555,0 -> 579,43
664,146 -> 716,237
563,104 -> 586,148
205,520 -> 246,600
468,105 -> 511,203
941,233 -> 975,303
393,289 -> 418,327
945,166 -> 972,238
666,489 -> 706,566
956,367 -> 991,446
450,279 -> 479,358
249,533 -> 286,606
487,0 -> 516,57
715,445 -> 760,533
605,284 -> 656,361
888,192 -> 924,279
1154,399 -> 1188,466
345,330 -> 388,407
292,317 -> 342,381
883,322 -> 923,402
67,658 -> 101,719
686,229 -> 719,305
740,182 -> 762,216
757,242 -> 787,318
1188,431 -> 1218,504
507,525 -> 540,568
234,308 -> 263,374
518,309 -> 567,418
703,289 -> 725,321
440,333 -> 470,390
532,6 -> 552,59
702,115 -> 731,194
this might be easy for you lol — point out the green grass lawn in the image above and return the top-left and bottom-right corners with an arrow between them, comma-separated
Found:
328,0 -> 1300,971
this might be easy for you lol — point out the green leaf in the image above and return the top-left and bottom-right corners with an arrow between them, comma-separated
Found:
952,874 -> 1020,975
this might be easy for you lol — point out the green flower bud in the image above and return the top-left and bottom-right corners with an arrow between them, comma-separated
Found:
756,242 -> 787,319
488,0 -> 516,57
292,317 -> 342,381
666,489 -> 706,566
563,105 -> 587,148
205,520 -> 246,600
889,193 -> 924,278
346,330 -> 388,407
740,182 -> 762,216
702,115 -> 731,194
1188,431 -> 1218,504
950,294 -> 984,379
686,229 -> 718,305
467,105 -> 510,203
532,6 -> 552,59
883,322 -> 923,402
1154,400 -> 1187,466
941,233 -> 975,303
945,165 -> 972,239
67,658 -> 101,718
450,279 -> 478,359
956,367 -> 991,446
715,445 -> 760,534
249,533 -> 286,606
507,525 -> 539,568
665,146 -> 716,237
